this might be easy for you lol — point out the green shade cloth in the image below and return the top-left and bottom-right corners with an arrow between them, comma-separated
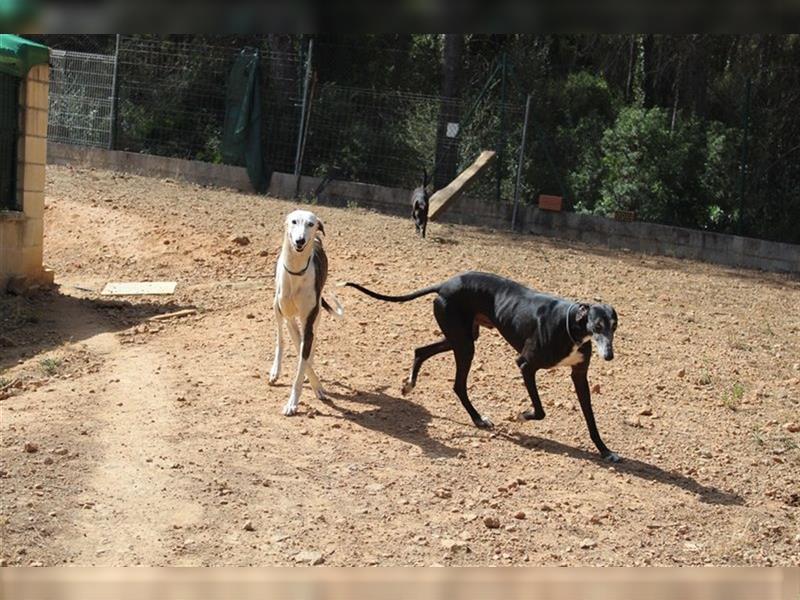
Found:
0,34 -> 49,79
221,47 -> 269,193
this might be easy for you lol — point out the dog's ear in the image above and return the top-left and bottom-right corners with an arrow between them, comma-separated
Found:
575,303 -> 590,324
317,220 -> 325,235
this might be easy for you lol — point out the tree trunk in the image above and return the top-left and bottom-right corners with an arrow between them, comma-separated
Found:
626,35 -> 636,102
642,34 -> 655,108
689,34 -> 709,118
433,34 -> 465,191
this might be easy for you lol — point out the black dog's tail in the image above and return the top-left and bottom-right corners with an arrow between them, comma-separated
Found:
343,281 -> 441,303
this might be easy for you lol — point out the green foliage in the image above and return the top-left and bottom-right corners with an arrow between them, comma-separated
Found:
559,72 -> 617,212
39,358 -> 62,376
592,107 -> 740,229
724,382 -> 745,411
598,107 -> 689,221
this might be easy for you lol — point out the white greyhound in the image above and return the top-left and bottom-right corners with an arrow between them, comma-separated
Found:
269,209 -> 342,416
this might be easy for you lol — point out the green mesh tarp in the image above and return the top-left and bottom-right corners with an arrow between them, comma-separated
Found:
222,47 -> 268,193
0,34 -> 49,79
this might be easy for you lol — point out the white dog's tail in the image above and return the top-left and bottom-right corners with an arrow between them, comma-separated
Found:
321,292 -> 344,319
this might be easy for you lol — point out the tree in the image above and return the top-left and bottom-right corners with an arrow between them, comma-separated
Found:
433,34 -> 465,191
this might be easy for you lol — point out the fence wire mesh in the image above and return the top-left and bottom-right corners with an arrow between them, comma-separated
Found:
43,35 -> 522,200
48,49 -> 116,148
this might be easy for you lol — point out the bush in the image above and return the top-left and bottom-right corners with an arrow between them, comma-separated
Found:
593,107 -> 738,229
560,72 -> 618,212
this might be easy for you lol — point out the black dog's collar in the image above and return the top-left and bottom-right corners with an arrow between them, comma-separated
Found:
566,303 -> 580,345
283,256 -> 311,276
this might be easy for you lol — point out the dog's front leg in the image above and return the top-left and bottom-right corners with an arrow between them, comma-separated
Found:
516,357 -> 546,420
301,316 -> 326,401
284,329 -> 307,416
570,366 -> 619,462
269,300 -> 284,385
283,309 -> 323,416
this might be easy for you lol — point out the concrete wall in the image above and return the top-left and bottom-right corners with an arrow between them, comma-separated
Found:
44,146 -> 800,275
272,172 -> 799,274
47,142 -> 252,191
1,64 -> 52,291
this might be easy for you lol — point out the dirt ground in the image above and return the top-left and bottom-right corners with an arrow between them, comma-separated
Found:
1,165 -> 799,567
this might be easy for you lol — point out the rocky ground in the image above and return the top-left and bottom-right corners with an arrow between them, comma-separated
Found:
1,165 -> 798,566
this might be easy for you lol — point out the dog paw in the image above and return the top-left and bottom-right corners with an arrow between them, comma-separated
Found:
474,416 -> 494,429
282,401 -> 298,416
400,378 -> 414,396
268,367 -> 279,385
603,451 -> 621,463
521,408 -> 546,421
314,387 -> 327,401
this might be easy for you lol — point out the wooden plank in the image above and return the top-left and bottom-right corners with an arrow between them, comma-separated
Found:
148,308 -> 197,321
101,281 -> 177,296
428,150 -> 496,221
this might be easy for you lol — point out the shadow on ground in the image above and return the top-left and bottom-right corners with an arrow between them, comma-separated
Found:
499,429 -> 745,506
0,287 -> 195,373
321,385 -> 461,459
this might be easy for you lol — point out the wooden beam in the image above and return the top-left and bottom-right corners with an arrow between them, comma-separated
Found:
428,150 -> 496,221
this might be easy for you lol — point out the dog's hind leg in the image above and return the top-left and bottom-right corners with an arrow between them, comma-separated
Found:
570,365 -> 619,462
402,338 -> 452,395
434,299 -> 492,429
269,300 -> 284,385
517,358 -> 546,420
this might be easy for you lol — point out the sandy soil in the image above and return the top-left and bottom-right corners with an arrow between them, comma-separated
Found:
1,165 -> 799,566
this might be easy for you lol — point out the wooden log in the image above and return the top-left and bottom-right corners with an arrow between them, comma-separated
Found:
428,150 -> 496,221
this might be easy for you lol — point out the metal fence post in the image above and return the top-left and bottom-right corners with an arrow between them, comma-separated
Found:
512,94 -> 532,231
294,37 -> 313,197
108,34 -> 120,150
737,77 -> 751,236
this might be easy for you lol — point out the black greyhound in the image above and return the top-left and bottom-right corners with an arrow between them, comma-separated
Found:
345,271 -> 620,462
411,169 -> 430,238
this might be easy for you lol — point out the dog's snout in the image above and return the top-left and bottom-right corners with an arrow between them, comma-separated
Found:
295,237 -> 306,247
604,349 -> 614,361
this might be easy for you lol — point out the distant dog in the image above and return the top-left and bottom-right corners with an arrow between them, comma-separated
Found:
411,169 -> 430,238
344,271 -> 620,461
269,209 -> 342,416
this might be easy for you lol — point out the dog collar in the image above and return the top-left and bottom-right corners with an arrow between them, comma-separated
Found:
566,303 -> 580,345
283,256 -> 312,276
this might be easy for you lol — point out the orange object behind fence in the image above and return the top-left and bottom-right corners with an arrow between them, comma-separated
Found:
538,194 -> 563,212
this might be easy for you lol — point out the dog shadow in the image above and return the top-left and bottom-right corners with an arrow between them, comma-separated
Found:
499,430 -> 745,506
321,385 -> 461,459
430,236 -> 459,246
